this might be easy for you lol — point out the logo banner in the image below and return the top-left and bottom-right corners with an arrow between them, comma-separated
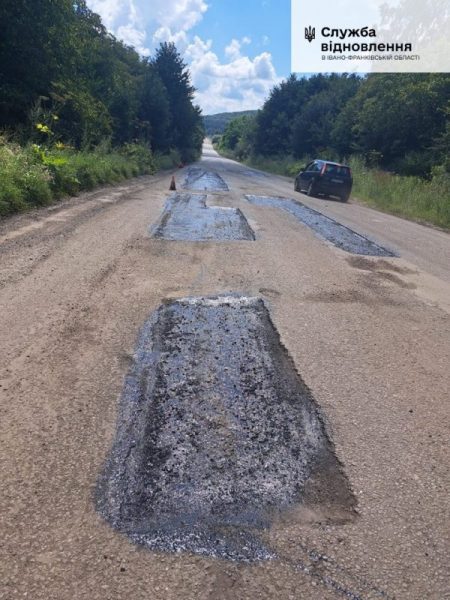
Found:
291,0 -> 450,73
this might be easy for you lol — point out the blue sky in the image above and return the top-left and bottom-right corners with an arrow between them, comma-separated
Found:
194,0 -> 291,77
86,0 -> 292,114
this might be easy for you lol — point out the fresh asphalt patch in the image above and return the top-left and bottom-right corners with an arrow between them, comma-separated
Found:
149,193 -> 255,241
182,167 -> 230,192
96,296 -> 355,562
246,195 -> 395,256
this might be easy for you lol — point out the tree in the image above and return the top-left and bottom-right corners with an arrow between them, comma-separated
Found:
220,115 -> 257,160
335,74 -> 450,174
153,43 -> 204,160
0,4 -> 203,157
0,0 -> 74,127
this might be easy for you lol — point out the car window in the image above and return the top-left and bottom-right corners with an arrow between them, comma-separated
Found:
325,164 -> 350,177
310,162 -> 321,173
304,162 -> 314,171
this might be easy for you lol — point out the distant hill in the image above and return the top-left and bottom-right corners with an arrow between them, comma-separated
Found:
203,111 -> 257,136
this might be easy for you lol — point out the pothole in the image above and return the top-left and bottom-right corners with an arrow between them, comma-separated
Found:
246,195 -> 395,256
96,296 -> 355,562
150,193 -> 255,241
183,167 -> 230,191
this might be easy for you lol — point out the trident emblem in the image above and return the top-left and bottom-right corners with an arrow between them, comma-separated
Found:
305,26 -> 315,42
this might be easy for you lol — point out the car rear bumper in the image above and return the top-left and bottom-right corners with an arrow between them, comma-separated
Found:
316,182 -> 352,196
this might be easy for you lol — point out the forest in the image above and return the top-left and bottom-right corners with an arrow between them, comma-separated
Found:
0,0 -> 204,215
203,111 -> 257,136
217,73 -> 450,227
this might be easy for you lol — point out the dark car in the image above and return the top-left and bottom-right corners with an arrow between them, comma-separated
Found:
294,160 -> 352,202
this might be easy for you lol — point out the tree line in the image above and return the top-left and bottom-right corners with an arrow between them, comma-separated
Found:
219,73 -> 449,177
0,0 -> 204,161
203,111 -> 257,136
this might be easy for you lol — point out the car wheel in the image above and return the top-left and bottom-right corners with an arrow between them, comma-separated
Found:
294,179 -> 299,192
340,192 -> 350,202
307,181 -> 316,197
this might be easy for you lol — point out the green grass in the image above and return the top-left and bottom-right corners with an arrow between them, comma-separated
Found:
349,157 -> 450,229
242,154 -> 307,178
0,138 -> 156,217
214,144 -> 450,229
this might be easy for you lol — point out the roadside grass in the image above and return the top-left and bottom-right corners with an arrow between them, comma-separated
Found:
242,155 -> 306,178
349,157 -> 450,230
213,144 -> 450,230
0,138 -> 156,217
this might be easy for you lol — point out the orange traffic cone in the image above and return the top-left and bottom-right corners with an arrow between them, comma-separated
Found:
169,175 -> 176,191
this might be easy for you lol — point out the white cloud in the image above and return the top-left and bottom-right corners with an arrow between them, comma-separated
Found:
87,0 -> 147,54
148,0 -> 208,31
225,39 -> 242,60
152,26 -> 189,50
87,0 -> 208,31
224,37 -> 252,60
116,23 -> 150,55
186,36 -> 280,113
87,0 -> 208,54
86,0 -> 280,113
87,0 -> 126,29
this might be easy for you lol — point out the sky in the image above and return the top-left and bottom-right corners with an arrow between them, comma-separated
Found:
86,0 -> 292,114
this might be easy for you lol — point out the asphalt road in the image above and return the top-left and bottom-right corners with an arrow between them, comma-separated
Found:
1,140 -> 449,599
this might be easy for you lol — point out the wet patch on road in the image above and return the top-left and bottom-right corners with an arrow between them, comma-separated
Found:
347,257 -> 417,289
246,195 -> 395,256
374,271 -> 417,289
304,289 -> 377,305
150,193 -> 255,241
183,167 -> 230,192
346,256 -> 415,274
346,256 -> 418,275
97,296 -> 355,562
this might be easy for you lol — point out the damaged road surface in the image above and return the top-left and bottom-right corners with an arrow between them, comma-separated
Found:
97,296 -> 355,562
183,167 -> 230,192
246,195 -> 395,256
150,193 -> 255,241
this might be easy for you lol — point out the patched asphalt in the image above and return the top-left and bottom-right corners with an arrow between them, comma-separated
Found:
182,167 -> 230,192
246,195 -> 395,256
96,296 -> 355,562
150,193 -> 255,241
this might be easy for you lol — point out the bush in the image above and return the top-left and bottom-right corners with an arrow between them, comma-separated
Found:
0,138 -> 53,214
120,143 -> 155,174
0,138 -> 157,217
155,149 -> 182,170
